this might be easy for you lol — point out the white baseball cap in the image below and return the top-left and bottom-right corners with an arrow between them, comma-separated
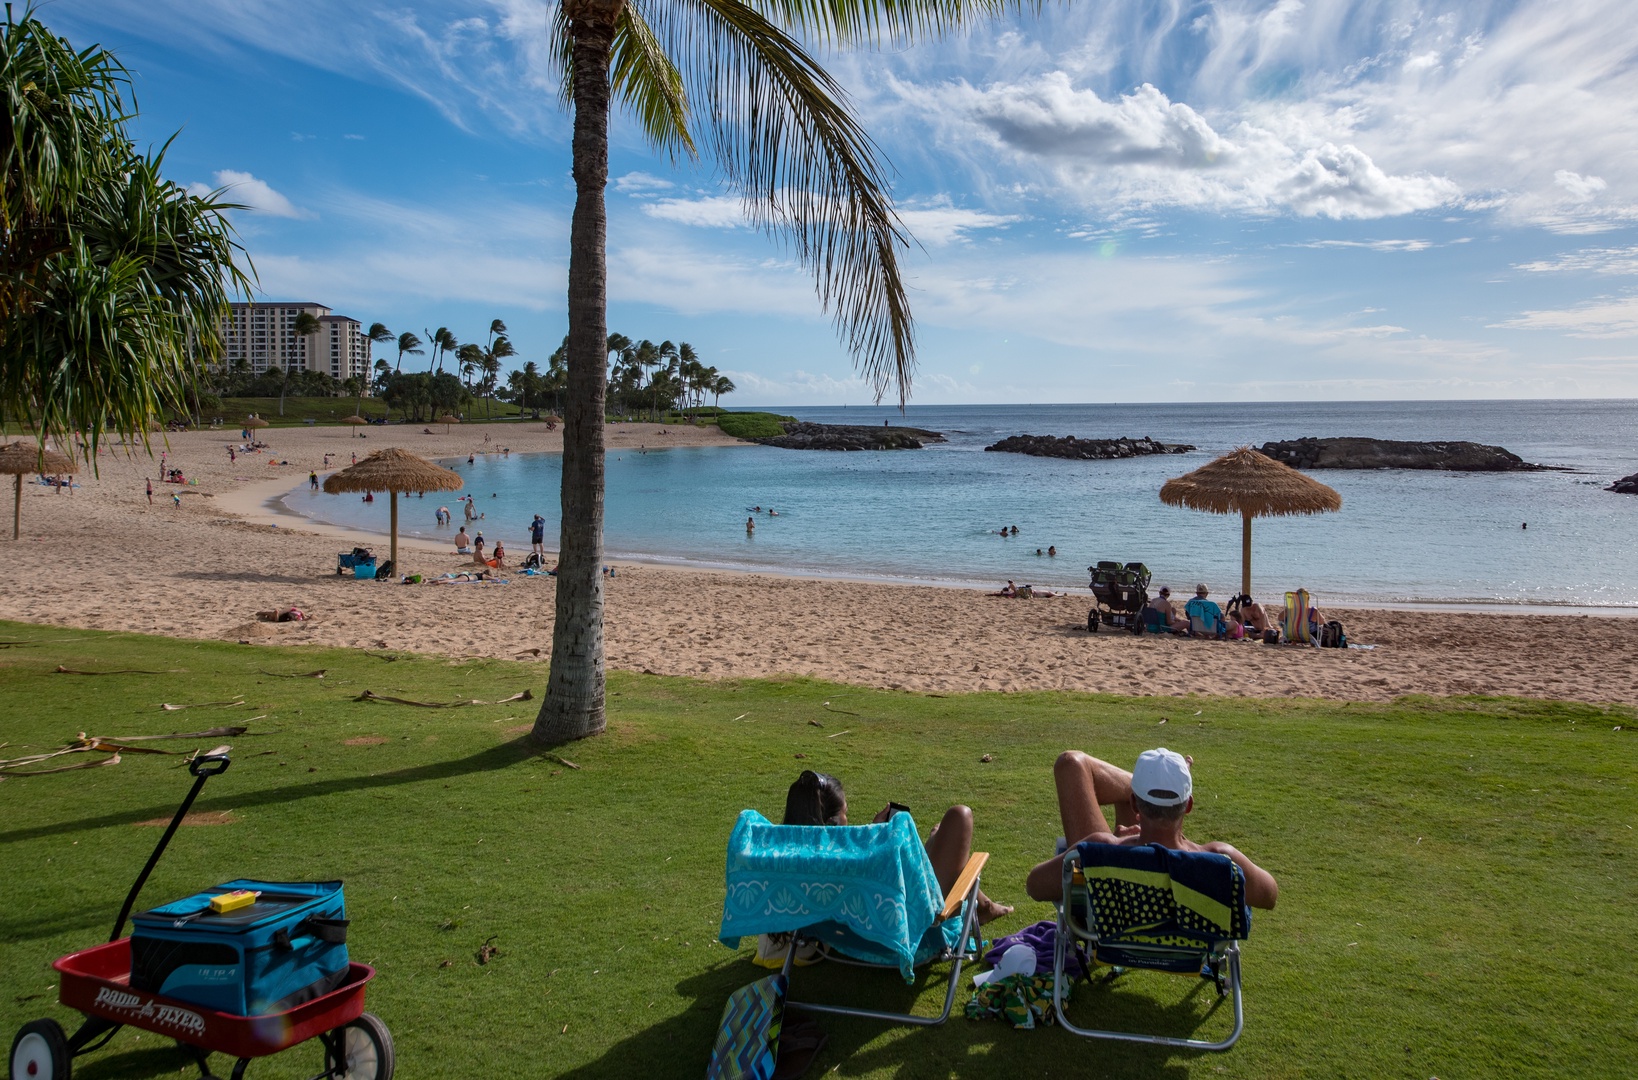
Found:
1132,748 -> 1192,806
972,943 -> 1036,987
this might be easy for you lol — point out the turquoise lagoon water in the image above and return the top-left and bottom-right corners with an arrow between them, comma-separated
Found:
284,400 -> 1638,609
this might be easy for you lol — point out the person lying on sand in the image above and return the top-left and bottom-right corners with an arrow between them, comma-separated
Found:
783,770 -> 1014,925
1026,748 -> 1278,911
255,607 -> 307,623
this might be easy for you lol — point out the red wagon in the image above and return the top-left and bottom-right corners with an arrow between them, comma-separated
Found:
9,753 -> 393,1080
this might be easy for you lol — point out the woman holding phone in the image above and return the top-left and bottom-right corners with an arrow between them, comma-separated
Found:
782,770 -> 1013,924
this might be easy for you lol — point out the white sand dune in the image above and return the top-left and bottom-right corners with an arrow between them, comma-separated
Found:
2,424 -> 1634,705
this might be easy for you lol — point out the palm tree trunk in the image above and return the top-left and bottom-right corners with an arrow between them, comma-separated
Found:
534,3 -> 619,744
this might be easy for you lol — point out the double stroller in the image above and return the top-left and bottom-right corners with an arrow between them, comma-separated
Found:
1086,561 -> 1151,633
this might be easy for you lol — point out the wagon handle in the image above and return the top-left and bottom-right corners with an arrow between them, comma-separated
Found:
109,748 -> 233,942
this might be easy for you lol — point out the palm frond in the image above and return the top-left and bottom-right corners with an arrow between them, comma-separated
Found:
612,6 -> 696,160
643,0 -> 915,401
748,0 -> 1037,47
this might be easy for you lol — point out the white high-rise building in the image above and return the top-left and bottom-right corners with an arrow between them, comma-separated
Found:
219,302 -> 370,383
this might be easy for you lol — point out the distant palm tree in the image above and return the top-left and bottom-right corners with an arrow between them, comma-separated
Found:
712,373 -> 736,410
395,331 -> 423,373
456,342 -> 484,391
425,326 -> 457,374
487,318 -> 508,350
284,311 -> 323,416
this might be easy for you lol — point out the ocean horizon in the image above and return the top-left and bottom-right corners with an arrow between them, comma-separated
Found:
286,398 -> 1638,611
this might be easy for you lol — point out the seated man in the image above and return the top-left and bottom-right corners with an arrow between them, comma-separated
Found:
1146,586 -> 1189,632
1235,595 -> 1270,636
1184,584 -> 1227,638
1026,748 -> 1278,911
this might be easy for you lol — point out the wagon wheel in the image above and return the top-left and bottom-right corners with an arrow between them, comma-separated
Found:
10,1019 -> 70,1080
1086,610 -> 1099,633
325,1013 -> 393,1080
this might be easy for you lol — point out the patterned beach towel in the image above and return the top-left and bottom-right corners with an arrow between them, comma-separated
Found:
719,810 -> 962,982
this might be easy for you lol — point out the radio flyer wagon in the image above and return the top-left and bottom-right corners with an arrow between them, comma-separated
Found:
9,752 -> 393,1080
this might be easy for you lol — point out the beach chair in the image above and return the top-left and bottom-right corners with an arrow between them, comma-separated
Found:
718,810 -> 987,1026
1139,607 -> 1176,635
1185,598 -> 1228,639
1051,841 -> 1251,1050
1282,589 -> 1319,644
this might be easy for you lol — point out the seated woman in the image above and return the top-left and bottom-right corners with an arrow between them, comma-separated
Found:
783,771 -> 1012,924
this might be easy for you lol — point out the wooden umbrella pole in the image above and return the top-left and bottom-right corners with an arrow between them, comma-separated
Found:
389,490 -> 399,578
12,472 -> 20,540
1241,509 -> 1252,597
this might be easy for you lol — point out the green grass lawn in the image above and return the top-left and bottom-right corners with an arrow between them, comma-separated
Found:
1,624 -> 1633,1079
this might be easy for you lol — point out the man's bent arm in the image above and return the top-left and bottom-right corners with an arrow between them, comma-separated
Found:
1203,841 -> 1279,910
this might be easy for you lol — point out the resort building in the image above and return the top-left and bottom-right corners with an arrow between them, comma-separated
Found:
219,302 -> 371,383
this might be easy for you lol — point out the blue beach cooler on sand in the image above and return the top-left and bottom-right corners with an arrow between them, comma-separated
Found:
129,880 -> 349,1016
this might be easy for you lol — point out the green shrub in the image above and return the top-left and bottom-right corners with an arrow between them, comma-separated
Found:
716,411 -> 791,439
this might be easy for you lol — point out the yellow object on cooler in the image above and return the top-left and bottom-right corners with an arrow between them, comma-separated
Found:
209,890 -> 257,914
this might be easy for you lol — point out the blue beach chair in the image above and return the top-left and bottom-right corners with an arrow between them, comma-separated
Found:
1052,841 -> 1252,1049
718,810 -> 987,1026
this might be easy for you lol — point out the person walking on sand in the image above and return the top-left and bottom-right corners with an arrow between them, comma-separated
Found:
530,514 -> 546,558
146,478 -> 153,506
171,492 -> 181,509
228,446 -> 235,464
309,470 -> 319,491
1026,748 -> 1279,911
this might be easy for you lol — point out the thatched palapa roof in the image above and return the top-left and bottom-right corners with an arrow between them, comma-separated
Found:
322,448 -> 463,495
1160,446 -> 1341,518
0,441 -> 75,476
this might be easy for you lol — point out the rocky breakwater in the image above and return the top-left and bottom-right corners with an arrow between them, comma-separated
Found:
1257,437 -> 1548,471
1608,472 -> 1638,494
983,434 -> 1195,459
754,421 -> 945,451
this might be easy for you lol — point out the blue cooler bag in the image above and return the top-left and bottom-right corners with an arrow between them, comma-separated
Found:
129,880 -> 349,1015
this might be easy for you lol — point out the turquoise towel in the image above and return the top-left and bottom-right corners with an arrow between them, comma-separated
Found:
719,809 -> 963,982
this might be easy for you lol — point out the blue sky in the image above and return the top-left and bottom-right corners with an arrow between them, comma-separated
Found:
47,0 -> 1638,404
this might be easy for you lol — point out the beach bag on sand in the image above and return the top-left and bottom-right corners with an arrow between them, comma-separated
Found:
1262,628 -> 1280,645
1320,620 -> 1347,648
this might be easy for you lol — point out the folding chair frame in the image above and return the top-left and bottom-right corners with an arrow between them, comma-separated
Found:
777,853 -> 987,1027
1051,848 -> 1246,1050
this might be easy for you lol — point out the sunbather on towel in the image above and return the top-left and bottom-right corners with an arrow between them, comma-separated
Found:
783,770 -> 1014,924
1025,748 -> 1279,910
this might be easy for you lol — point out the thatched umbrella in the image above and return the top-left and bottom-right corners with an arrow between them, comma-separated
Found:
436,413 -> 460,434
0,441 -> 75,540
321,448 -> 463,576
342,415 -> 368,437
1159,446 -> 1341,597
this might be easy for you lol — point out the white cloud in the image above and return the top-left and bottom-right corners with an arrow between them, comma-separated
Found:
187,170 -> 310,219
1555,170 -> 1607,201
1295,239 -> 1435,252
898,202 -> 1020,245
895,75 -> 1461,219
1515,246 -> 1638,275
1493,293 -> 1638,338
639,195 -> 745,229
615,172 -> 675,195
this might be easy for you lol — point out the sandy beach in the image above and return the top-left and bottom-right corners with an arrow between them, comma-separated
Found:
1,423 -> 1635,705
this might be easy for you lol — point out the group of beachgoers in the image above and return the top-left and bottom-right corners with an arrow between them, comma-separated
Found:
769,744 -> 1278,945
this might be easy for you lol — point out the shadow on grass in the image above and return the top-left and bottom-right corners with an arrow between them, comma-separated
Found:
0,737 -> 539,848
554,958 -> 1208,1080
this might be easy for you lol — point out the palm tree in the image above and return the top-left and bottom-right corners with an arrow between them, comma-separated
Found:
484,335 -> 515,418
456,342 -> 484,392
0,9 -> 252,449
487,318 -> 508,350
533,0 -> 1022,744
711,373 -> 735,409
282,311 -> 323,416
425,326 -> 457,375
395,331 -> 423,373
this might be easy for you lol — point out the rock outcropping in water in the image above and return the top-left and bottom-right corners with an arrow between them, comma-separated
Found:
1256,437 -> 1546,471
1608,472 -> 1638,494
754,421 -> 945,451
983,434 -> 1195,459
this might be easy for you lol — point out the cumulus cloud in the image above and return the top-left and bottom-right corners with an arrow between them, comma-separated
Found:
615,172 -> 675,195
186,170 -> 310,218
900,75 -> 1460,219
